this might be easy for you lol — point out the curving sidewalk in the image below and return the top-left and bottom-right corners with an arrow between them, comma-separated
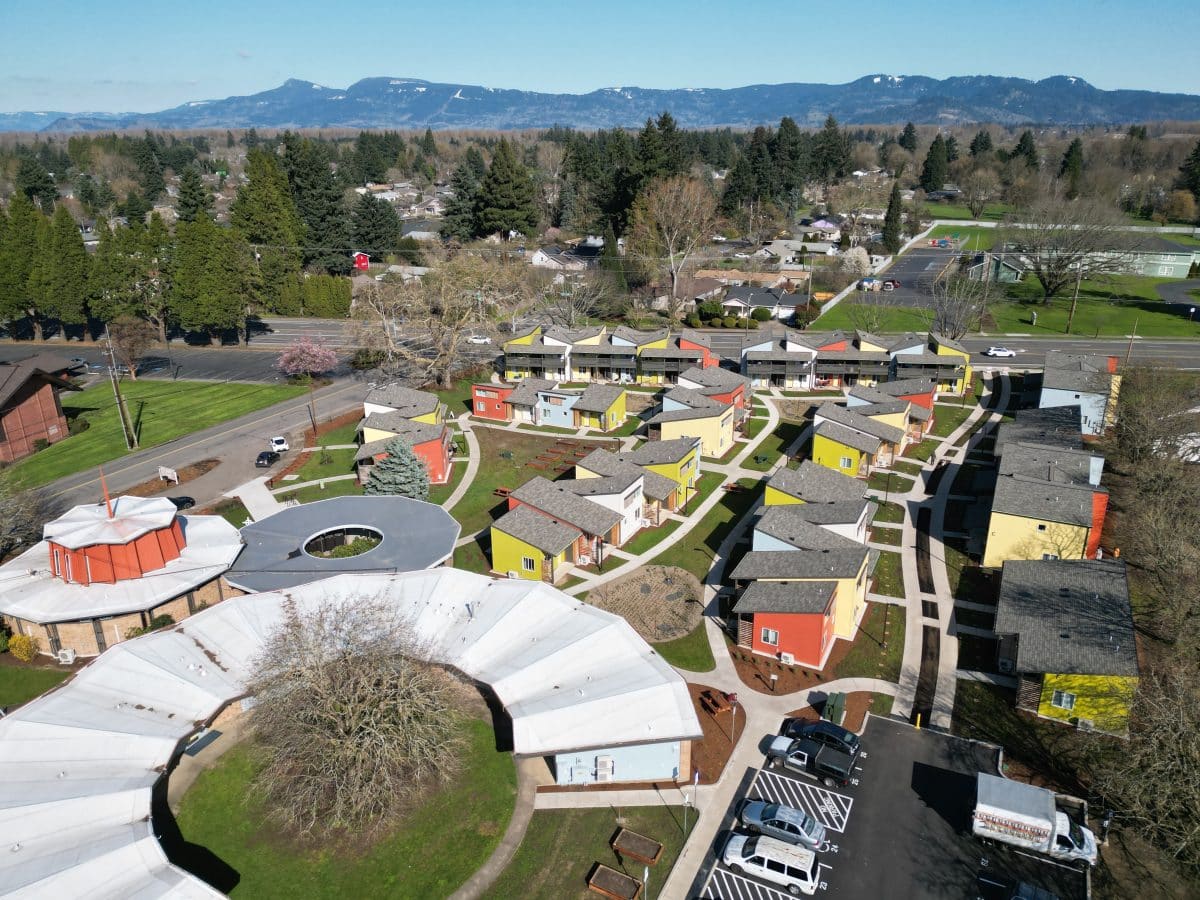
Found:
444,412 -> 482,512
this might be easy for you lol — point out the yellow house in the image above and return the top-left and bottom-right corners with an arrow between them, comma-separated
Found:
647,387 -> 734,458
730,548 -> 871,640
812,421 -> 881,477
764,460 -> 868,507
362,383 -> 445,423
982,475 -> 1103,568
358,412 -> 446,447
930,332 -> 973,394
572,384 -> 627,432
995,558 -> 1139,733
489,505 -> 581,583
618,437 -> 702,508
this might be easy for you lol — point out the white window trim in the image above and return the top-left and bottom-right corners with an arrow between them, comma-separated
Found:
521,556 -> 537,572
761,627 -> 779,647
1050,690 -> 1076,711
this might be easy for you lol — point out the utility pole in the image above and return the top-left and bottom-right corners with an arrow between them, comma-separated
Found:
1065,265 -> 1083,335
1123,317 -> 1139,371
105,337 -> 138,450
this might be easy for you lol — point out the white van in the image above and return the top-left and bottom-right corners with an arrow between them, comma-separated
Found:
721,833 -> 820,896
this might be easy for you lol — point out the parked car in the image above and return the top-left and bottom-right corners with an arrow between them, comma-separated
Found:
781,719 -> 861,757
66,356 -> 88,373
739,800 -> 827,850
882,279 -> 901,290
467,335 -> 492,345
766,736 -> 856,788
270,436 -> 290,452
167,496 -> 195,511
984,346 -> 1017,358
255,450 -> 280,468
975,872 -> 1061,900
721,834 -> 820,896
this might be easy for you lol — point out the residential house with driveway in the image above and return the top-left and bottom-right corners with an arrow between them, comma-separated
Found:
1038,352 -> 1121,436
646,386 -> 735,458
615,437 -> 702,509
720,286 -> 799,321
811,401 -> 908,476
0,353 -> 82,463
994,558 -> 1139,733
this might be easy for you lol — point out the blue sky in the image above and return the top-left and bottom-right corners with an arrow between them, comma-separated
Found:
1,0 -> 1197,112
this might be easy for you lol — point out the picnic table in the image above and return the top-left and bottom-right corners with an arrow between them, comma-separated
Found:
612,828 -> 663,865
700,689 -> 732,715
587,863 -> 642,899
493,487 -> 513,498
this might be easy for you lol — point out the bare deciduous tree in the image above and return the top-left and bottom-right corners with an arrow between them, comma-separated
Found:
533,273 -> 611,329
248,597 -> 466,836
999,191 -> 1137,301
1109,366 -> 1200,467
106,315 -> 158,381
960,168 -> 1002,219
627,175 -> 718,323
846,290 -> 905,334
0,478 -> 58,561
929,274 -> 988,339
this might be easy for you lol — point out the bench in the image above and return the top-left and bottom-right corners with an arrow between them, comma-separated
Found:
493,487 -> 513,499
528,461 -> 547,470
587,864 -> 642,900
700,689 -> 732,715
612,828 -> 663,866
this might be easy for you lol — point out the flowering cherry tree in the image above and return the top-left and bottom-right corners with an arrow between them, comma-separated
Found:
276,337 -> 338,378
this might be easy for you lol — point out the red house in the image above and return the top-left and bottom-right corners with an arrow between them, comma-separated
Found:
875,377 -> 937,410
678,330 -> 719,368
471,382 -> 516,422
677,365 -> 749,411
356,417 -> 454,485
733,581 -> 837,670
0,354 -> 81,464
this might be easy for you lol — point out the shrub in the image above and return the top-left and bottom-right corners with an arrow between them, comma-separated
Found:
697,301 -> 724,320
68,417 -> 90,436
9,633 -> 39,662
751,307 -> 773,322
684,314 -> 702,329
0,628 -> 8,653
124,614 -> 176,639
708,317 -> 724,328
351,348 -> 386,370
722,316 -> 738,328
32,439 -> 49,453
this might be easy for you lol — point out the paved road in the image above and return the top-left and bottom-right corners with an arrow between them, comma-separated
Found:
0,343 -> 310,383
247,316 -> 354,347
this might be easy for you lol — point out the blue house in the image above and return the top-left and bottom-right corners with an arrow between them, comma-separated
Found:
1038,352 -> 1120,437
535,386 -> 581,428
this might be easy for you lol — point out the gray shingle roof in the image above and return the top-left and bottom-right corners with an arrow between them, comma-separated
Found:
874,378 -> 937,398
815,349 -> 892,364
506,378 -> 559,406
893,352 -> 964,367
359,413 -> 445,445
678,329 -> 713,348
664,386 -> 726,411
990,474 -> 1100,528
755,506 -> 865,550
678,366 -> 749,393
509,476 -> 623,536
572,383 -> 625,414
852,400 -> 911,418
998,444 -> 1100,487
814,420 -> 882,454
995,406 -> 1082,456
618,437 -> 700,466
503,342 -> 569,356
847,384 -> 893,405
767,461 -> 867,503
575,448 -> 677,501
613,326 -> 669,346
560,471 -> 641,497
491,504 -> 581,555
639,347 -> 706,360
1041,352 -> 1117,394
816,402 -> 906,444
364,384 -> 441,418
994,559 -> 1138,676
776,499 -> 870,527
732,580 -> 837,615
930,332 -> 968,354
731,548 -> 868,581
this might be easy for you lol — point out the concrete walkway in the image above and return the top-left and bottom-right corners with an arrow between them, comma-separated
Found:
444,412 -> 482,512
269,472 -> 357,495
225,476 -> 284,521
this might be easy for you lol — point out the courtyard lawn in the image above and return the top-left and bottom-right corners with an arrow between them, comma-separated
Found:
426,458 -> 469,506
0,666 -> 70,708
832,602 -> 905,683
926,224 -> 999,250
173,718 -> 516,900
925,202 -> 1012,222
453,537 -> 492,574
5,380 -> 307,489
870,526 -> 902,547
904,438 -> 941,463
655,478 -> 761,582
814,302 -> 934,333
289,447 -> 357,484
742,420 -> 805,471
589,416 -> 643,438
621,519 -> 682,557
483,805 -> 693,900
653,621 -> 716,672
433,374 -> 481,418
314,420 -> 360,446
873,550 -> 905,599
931,403 -> 976,437
867,471 -> 913,494
891,460 -> 925,477
274,477 -> 362,505
873,501 -> 905,524
986,275 -> 1200,338
681,471 -> 725,515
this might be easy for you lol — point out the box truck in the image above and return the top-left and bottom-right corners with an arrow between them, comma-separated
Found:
973,774 -> 1097,866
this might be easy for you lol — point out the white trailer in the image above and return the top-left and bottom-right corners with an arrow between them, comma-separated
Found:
973,774 -> 1098,866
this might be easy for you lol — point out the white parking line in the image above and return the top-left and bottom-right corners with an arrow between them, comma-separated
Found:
752,770 -> 854,833
701,863 -> 836,899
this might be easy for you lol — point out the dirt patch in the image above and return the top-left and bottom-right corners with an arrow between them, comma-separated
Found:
785,691 -> 885,734
587,566 -> 703,643
538,682 -> 736,793
121,459 -> 220,497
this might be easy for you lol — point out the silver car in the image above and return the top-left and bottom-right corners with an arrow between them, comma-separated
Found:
739,799 -> 827,850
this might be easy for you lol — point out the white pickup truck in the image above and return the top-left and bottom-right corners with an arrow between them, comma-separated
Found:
972,774 -> 1097,866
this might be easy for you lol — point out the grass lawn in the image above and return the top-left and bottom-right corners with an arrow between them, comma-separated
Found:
744,417 -> 768,439
275,477 -> 362,505
904,439 -> 941,463
873,501 -> 905,524
453,537 -> 492,574
205,498 -> 251,527
681,471 -> 725,515
986,275 -> 1200,338
926,224 -> 998,249
926,202 -> 1011,222
6,381 -> 306,489
517,422 -> 579,435
426,457 -> 468,506
0,665 -> 69,708
867,471 -> 913,493
930,403 -> 976,437
589,416 -> 643,438
742,420 -> 805,471
872,550 -> 904,598
653,621 -> 715,672
832,602 -> 905,683
483,805 -> 693,900
891,460 -> 925,477
814,302 -> 934,333
870,526 -> 902,546
290,447 -> 357,484
655,478 -> 761,582
450,429 -> 603,536
432,374 -> 482,418
174,718 -> 516,899
315,421 -> 360,446
621,519 -> 682,557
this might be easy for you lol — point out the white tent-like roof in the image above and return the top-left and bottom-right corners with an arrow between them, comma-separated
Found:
0,569 -> 701,898
43,495 -> 179,550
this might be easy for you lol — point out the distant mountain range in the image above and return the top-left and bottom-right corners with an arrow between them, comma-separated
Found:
4,74 -> 1200,132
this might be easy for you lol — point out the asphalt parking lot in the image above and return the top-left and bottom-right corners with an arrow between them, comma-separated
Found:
691,717 -> 1089,900
866,248 -> 959,308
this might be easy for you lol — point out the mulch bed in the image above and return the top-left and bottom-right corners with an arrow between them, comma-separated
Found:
537,682 -> 736,792
785,691 -> 879,734
727,631 -> 865,697
586,566 -> 703,643
122,458 -> 220,497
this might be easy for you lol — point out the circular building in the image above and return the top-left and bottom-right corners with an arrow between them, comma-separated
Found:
224,495 -> 460,594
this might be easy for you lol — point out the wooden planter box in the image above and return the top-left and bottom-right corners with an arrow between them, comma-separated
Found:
612,828 -> 664,865
587,863 -> 642,899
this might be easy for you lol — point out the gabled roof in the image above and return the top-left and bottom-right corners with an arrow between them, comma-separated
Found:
545,324 -> 604,344
766,460 -> 867,504
678,329 -> 713,348
510,476 -> 623,536
572,383 -> 625,414
998,444 -> 1101,487
503,341 -> 569,356
929,332 -> 968,354
492,504 -> 581,555
613,325 -> 669,346
995,406 -> 1083,456
755,506 -> 866,550
1041,352 -> 1118,394
731,548 -> 869,581
893,351 -> 965,367
506,378 -> 559,406
575,448 -> 676,501
723,285 -> 795,307
994,559 -> 1138,676
664,385 -> 727,411
363,383 -> 441,418
648,387 -> 731,425
883,332 -> 928,353
732,580 -> 837,615
359,412 -> 446,445
874,378 -> 937,398
678,365 -> 749,395
814,420 -> 882,455
0,354 -> 82,409
639,347 -> 706,360
618,437 -> 700,467
990,474 -> 1101,528
560,471 -> 641,497
771,498 -> 869,527
815,349 -> 892,364
853,400 -> 911,418
816,402 -> 905,444
846,383 -> 893,405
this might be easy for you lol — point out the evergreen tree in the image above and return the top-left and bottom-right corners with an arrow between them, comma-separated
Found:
419,128 -> 438,158
363,439 -> 429,500
441,164 -> 481,242
176,166 -> 212,223
719,154 -> 755,215
945,135 -> 960,163
15,157 -> 57,212
898,122 -> 918,153
0,194 -> 42,334
131,136 -> 165,200
637,117 -> 666,182
656,111 -> 688,176
230,148 -> 305,312
1059,138 -> 1085,199
556,175 -> 579,231
882,181 -> 904,254
772,116 -> 808,200
463,146 -> 487,181
27,206 -> 89,336
225,130 -> 235,149
599,223 -> 627,293
245,128 -> 259,149
919,135 -> 949,192
475,138 -> 538,238
141,213 -> 173,342
744,127 -> 778,200
351,193 -> 401,257
1177,138 -> 1200,200
969,130 -> 994,158
89,218 -> 142,322
122,191 -> 151,224
170,216 -> 259,343
284,138 -> 350,274
812,115 -> 850,182
1013,130 -> 1039,169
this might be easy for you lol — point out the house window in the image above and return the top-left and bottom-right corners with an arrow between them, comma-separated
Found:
476,401 -> 487,411
1042,553 -> 1060,561
548,396 -> 563,406
761,627 -> 779,646
840,456 -> 854,469
521,556 -> 537,572
1037,523 -> 1047,532
1050,690 -> 1076,711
